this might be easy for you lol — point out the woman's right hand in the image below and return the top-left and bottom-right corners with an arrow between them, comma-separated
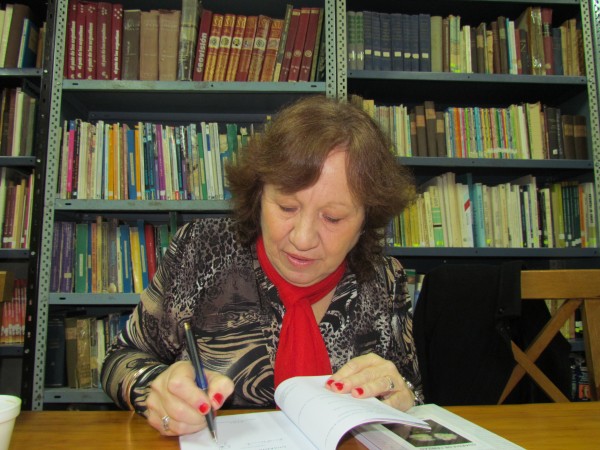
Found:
145,361 -> 234,436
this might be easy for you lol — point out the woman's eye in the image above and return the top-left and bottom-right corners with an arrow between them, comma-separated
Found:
279,205 -> 296,213
324,216 -> 341,224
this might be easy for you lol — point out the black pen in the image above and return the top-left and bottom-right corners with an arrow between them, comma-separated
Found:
184,321 -> 218,444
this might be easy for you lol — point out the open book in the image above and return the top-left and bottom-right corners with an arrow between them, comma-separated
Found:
179,375 -> 429,450
354,404 -> 525,449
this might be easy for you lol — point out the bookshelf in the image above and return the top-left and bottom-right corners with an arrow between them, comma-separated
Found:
26,0 -> 336,410
0,0 -> 49,402
339,0 -> 600,274
24,0 -> 600,410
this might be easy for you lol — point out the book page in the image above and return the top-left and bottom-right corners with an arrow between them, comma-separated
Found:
179,411 -> 316,449
275,375 -> 429,450
354,404 -> 525,450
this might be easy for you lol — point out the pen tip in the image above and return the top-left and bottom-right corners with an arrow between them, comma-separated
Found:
212,430 -> 218,444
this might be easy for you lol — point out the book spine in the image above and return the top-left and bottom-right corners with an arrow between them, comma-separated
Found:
65,0 -> 79,78
110,3 -> 123,79
273,4 -> 293,81
278,9 -> 300,81
247,15 -> 271,82
95,2 -> 112,80
177,0 -> 200,81
213,13 -> 236,81
74,1 -> 86,79
192,9 -> 213,81
203,13 -> 223,82
260,18 -> 284,82
225,15 -> 247,82
288,9 -> 309,81
84,2 -> 97,79
235,15 -> 258,82
121,9 -> 140,80
297,8 -> 320,81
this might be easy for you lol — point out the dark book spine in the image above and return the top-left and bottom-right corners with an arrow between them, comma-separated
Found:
379,13 -> 392,71
362,11 -> 373,71
390,13 -> 403,71
418,13 -> 431,72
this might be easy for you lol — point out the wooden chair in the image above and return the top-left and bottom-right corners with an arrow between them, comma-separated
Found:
498,269 -> 600,403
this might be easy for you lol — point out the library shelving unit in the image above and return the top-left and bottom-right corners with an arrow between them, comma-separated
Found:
338,0 -> 600,273
0,0 -> 51,405
26,0 -> 337,410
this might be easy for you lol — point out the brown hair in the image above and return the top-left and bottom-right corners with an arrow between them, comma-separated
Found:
226,95 -> 415,282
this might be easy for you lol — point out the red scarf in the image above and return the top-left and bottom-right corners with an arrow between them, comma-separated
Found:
256,236 -> 345,388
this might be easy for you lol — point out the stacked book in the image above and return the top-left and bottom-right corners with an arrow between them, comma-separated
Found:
0,3 -> 45,69
64,0 -> 325,82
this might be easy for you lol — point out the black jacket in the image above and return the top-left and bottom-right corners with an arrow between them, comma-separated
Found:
413,262 -> 571,405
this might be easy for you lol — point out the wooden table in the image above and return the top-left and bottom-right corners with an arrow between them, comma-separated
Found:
9,402 -> 600,449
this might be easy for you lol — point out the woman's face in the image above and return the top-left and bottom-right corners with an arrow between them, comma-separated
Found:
260,148 -> 365,287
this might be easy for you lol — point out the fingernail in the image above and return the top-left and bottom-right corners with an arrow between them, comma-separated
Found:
199,403 -> 210,414
326,379 -> 335,386
212,393 -> 224,406
354,387 -> 364,396
334,382 -> 344,391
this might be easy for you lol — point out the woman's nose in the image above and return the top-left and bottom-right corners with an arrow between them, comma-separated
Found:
289,214 -> 319,250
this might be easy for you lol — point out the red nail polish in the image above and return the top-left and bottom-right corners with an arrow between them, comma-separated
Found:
334,382 -> 344,391
212,393 -> 224,405
326,379 -> 335,386
355,387 -> 364,396
199,403 -> 210,414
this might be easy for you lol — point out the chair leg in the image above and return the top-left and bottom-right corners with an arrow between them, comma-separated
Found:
582,300 -> 600,401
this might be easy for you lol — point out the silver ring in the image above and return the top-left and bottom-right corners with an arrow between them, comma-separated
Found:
161,414 -> 171,432
384,375 -> 395,392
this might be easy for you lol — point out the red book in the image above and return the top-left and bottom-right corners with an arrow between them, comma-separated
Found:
247,15 -> 271,82
278,9 -> 300,81
144,223 -> 157,281
74,1 -> 87,79
84,1 -> 97,79
298,8 -> 321,82
225,15 -> 247,81
95,2 -> 112,79
259,18 -> 284,82
202,14 -> 223,81
192,9 -> 213,81
235,16 -> 258,81
287,8 -> 310,82
65,0 -> 79,78
541,7 -> 554,75
111,3 -> 123,79
213,13 -> 236,81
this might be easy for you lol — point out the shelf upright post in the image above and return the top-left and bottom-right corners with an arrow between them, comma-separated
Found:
335,0 -> 347,100
587,0 -> 600,242
25,0 -> 68,411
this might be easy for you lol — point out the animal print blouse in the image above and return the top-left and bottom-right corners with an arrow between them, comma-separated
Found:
101,217 -> 422,413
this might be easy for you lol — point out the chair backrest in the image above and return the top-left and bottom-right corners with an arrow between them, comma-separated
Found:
498,270 -> 600,403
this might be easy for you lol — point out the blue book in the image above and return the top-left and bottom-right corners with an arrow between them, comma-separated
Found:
390,13 -> 403,71
118,224 -> 133,293
418,13 -> 431,71
371,12 -> 382,70
136,220 -> 149,289
126,127 -> 137,200
379,13 -> 392,71
362,11 -> 373,70
408,15 -> 420,72
401,14 -> 412,71
19,19 -> 39,68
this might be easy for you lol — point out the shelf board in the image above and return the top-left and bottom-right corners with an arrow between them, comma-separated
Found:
44,387 -> 112,404
0,156 -> 36,167
385,247 -> 599,258
0,68 -> 42,78
48,293 -> 140,306
0,344 -> 23,357
0,249 -> 31,259
399,157 -> 593,170
54,199 -> 231,212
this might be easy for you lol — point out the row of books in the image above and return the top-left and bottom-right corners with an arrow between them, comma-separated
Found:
64,0 -> 325,83
57,119 -> 262,201
351,96 -> 589,160
0,278 -> 26,345
50,218 -> 176,294
0,3 -> 45,68
0,168 -> 35,250
390,173 -> 596,249
0,87 -> 38,157
45,312 -> 129,389
347,7 -> 584,76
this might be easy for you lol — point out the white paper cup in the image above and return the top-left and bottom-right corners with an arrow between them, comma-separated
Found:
0,395 -> 21,450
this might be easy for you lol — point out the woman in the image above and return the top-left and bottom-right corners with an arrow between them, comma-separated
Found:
101,96 -> 420,437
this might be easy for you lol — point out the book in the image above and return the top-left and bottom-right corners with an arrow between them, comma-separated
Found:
177,0 -> 200,81
235,15 -> 258,81
3,3 -> 31,68
278,9 -> 300,81
298,8 -> 321,81
180,375 -> 429,450
83,1 -> 97,79
247,15 -> 271,82
64,0 -> 79,78
95,2 -> 112,80
121,9 -> 141,80
224,14 -> 247,81
192,8 -> 212,81
355,404 -> 524,449
213,13 -> 236,81
158,9 -> 181,81
273,4 -> 293,81
203,13 -> 223,81
287,8 -> 309,82
260,18 -> 284,82
139,10 -> 159,81
110,3 -> 123,79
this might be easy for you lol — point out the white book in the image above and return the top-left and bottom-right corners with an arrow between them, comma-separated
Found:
180,375 -> 428,450
0,6 -> 13,67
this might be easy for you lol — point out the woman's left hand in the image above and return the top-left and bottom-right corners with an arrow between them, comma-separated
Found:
325,353 -> 415,411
